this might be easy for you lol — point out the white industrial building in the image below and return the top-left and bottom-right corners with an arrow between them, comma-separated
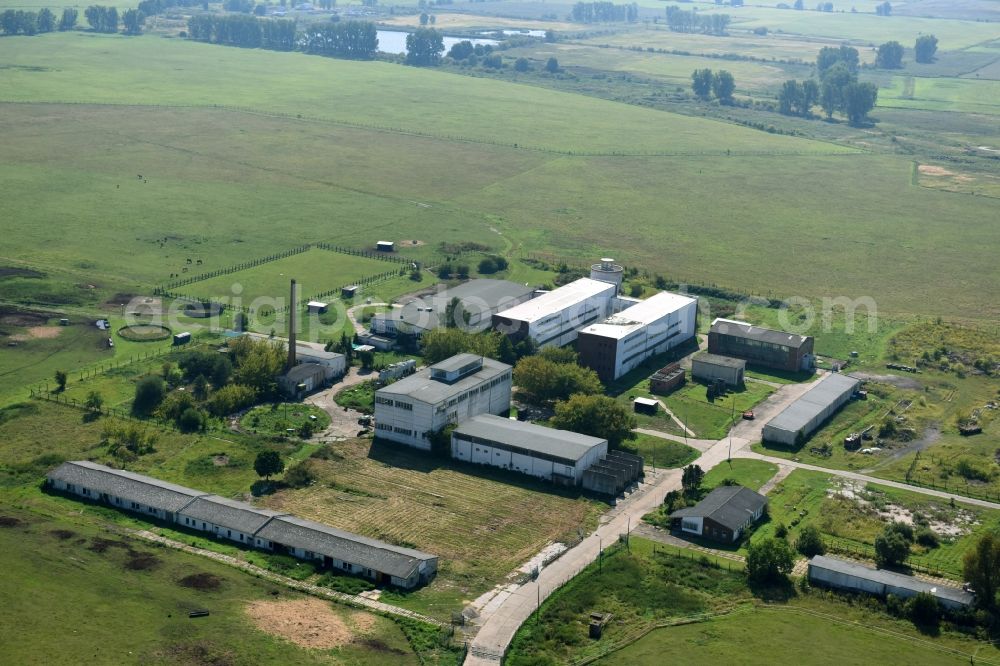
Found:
451,415 -> 607,485
492,278 -> 616,349
808,555 -> 974,610
46,461 -> 438,589
575,291 -> 697,382
373,354 -> 512,450
762,372 -> 861,445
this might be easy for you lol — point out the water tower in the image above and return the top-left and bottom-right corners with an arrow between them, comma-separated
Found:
590,257 -> 624,292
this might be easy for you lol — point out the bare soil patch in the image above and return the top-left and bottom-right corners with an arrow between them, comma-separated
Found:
918,164 -> 954,177
0,312 -> 47,327
158,640 -> 235,666
88,537 -> 129,553
212,454 -> 230,466
30,325 -> 61,338
125,551 -> 162,570
356,637 -> 408,655
0,516 -> 24,528
179,573 -> 223,591
49,529 -> 76,540
245,598 -> 356,649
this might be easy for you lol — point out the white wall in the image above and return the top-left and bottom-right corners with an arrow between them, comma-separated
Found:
610,298 -> 697,380
528,287 -> 615,349
680,516 -> 703,536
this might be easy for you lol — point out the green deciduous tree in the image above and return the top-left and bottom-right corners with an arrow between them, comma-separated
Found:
795,525 -> 826,557
876,41 -> 904,69
54,370 -> 67,392
420,328 -> 501,364
254,450 -> 284,480
691,68 -> 713,100
545,57 -> 559,73
133,376 -> 166,416
207,384 -> 257,416
84,390 -> 104,413
842,81 -> 878,126
58,8 -> 78,30
178,407 -> 206,433
551,394 -> 636,446
121,8 -> 143,34
36,8 -> 55,32
875,522 -> 913,568
681,464 -> 704,492
963,532 -> 1000,609
513,355 -> 602,404
817,45 -> 859,74
746,537 -> 795,583
405,28 -> 444,66
914,34 -> 938,63
712,69 -> 735,105
514,57 -> 530,72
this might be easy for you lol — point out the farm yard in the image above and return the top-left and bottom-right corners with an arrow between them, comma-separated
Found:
0,0 -> 998,662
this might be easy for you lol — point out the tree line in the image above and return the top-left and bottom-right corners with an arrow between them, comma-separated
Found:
570,2 -> 638,23
301,21 -> 378,60
665,5 -> 730,35
1,7 -> 76,35
186,14 -> 296,51
874,34 -> 938,69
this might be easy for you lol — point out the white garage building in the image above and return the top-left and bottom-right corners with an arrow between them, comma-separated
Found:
451,414 -> 607,485
762,372 -> 861,445
374,354 -> 512,450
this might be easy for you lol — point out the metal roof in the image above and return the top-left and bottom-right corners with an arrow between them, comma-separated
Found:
376,355 -> 510,404
453,414 -> 606,464
809,555 -> 974,606
710,318 -> 811,349
372,279 -> 533,332
764,373 -> 860,434
256,515 -> 436,579
580,291 -> 696,341
180,495 -> 288,534
493,278 -> 615,325
670,485 -> 767,531
692,352 -> 747,369
48,461 -> 206,513
430,353 -> 483,374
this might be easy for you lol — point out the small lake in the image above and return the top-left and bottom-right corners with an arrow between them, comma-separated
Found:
376,30 -> 499,56
481,29 -> 547,37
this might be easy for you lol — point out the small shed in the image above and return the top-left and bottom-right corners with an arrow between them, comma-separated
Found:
692,352 -> 746,388
633,397 -> 659,415
306,301 -> 328,314
354,344 -> 376,354
341,285 -> 359,299
59,318 -> 70,326
376,241 -> 394,252
649,363 -> 685,395
173,332 -> 191,346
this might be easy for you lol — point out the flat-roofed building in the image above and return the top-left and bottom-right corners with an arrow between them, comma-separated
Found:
492,278 -> 616,349
371,279 -> 534,337
576,291 -> 697,382
762,372 -> 860,445
451,414 -> 607,485
374,353 -> 512,450
691,352 -> 746,387
708,318 -> 814,372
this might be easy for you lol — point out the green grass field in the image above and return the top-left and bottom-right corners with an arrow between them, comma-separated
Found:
880,76 -> 1000,115
185,248 -> 403,304
661,380 -> 776,440
599,606 -> 971,665
622,432 -> 700,469
702,458 -> 779,491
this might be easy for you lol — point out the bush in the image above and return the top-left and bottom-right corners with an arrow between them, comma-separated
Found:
774,523 -> 788,539
875,522 -> 913,568
282,460 -> 316,488
795,525 -> 826,557
177,407 -> 206,433
915,528 -> 939,548
132,376 -> 166,416
907,592 -> 940,628
746,537 -> 795,583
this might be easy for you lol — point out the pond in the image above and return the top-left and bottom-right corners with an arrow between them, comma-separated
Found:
480,29 -> 547,37
376,30 -> 499,56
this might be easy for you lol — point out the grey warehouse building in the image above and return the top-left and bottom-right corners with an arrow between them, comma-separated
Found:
808,555 -> 974,610
691,352 -> 746,387
46,461 -> 437,589
762,372 -> 860,446
371,279 -> 534,337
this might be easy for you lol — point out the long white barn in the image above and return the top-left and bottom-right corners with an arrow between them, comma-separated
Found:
47,461 -> 437,588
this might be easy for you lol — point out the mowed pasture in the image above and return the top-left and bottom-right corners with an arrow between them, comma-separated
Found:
879,76 -> 1000,116
263,438 -> 604,614
599,606 -> 972,666
0,33 -> 852,155
185,248 -> 401,304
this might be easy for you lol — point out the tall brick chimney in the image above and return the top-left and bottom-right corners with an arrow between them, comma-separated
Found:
287,279 -> 297,370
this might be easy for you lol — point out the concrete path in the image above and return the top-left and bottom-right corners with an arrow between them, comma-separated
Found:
758,463 -> 795,495
346,301 -> 392,335
129,529 -> 444,626
735,450 -> 1000,511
